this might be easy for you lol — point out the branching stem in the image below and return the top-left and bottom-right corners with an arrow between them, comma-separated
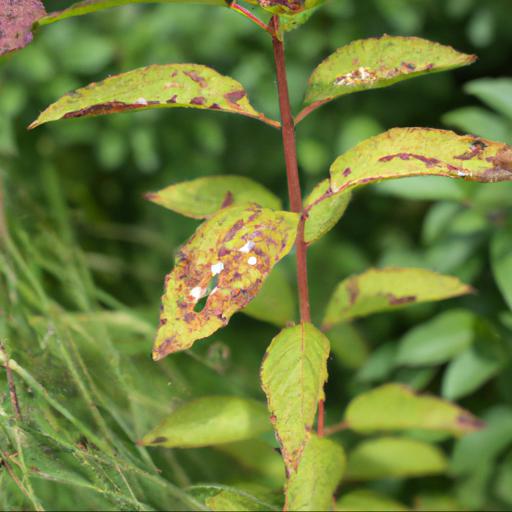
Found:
271,17 -> 325,435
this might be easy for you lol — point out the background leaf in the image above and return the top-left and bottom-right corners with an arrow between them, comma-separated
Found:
146,175 -> 282,219
396,309 -> 476,366
285,435 -> 345,511
336,489 -> 408,512
323,267 -> 471,329
140,396 -> 271,447
346,437 -> 447,480
29,63 -> 278,129
345,383 -> 482,435
491,228 -> 512,311
260,323 -> 330,471
153,205 -> 298,359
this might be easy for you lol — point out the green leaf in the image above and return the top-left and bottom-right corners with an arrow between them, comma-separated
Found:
280,4 -> 323,31
153,205 -> 299,360
215,440 -> 285,486
323,267 -> 472,329
242,265 -> 296,327
345,383 -> 483,435
304,179 -> 351,244
139,396 -> 271,448
346,437 -> 447,480
491,229 -> 512,310
300,36 -> 475,119
38,0 -> 229,26
285,435 -> 345,511
245,0 -> 324,16
329,128 -> 512,195
29,64 -> 278,129
465,78 -> 512,121
442,321 -> 507,400
146,176 -> 282,219
260,323 -> 330,471
189,485 -> 281,512
336,489 -> 408,511
328,322 -> 369,370
451,407 -> 512,476
396,310 -> 475,366
0,0 -> 47,57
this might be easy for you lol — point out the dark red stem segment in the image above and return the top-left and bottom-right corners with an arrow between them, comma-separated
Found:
271,17 -> 311,324
231,3 -> 273,34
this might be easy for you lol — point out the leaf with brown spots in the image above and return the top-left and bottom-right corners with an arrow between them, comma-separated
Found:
29,64 -> 279,129
244,0 -> 323,15
298,36 -> 476,122
0,0 -> 47,58
260,323 -> 330,473
329,128 -> 512,193
153,205 -> 299,360
37,0 -> 229,26
323,267 -> 472,330
146,175 -> 282,219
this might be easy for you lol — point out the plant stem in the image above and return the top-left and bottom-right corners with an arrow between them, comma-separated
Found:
271,17 -> 311,325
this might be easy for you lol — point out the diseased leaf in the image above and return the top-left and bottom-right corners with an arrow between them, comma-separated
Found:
244,0 -> 324,16
336,489 -> 408,511
304,179 -> 351,244
153,205 -> 298,359
345,383 -> 483,435
38,0 -> 229,26
280,4 -> 323,31
285,435 -> 345,511
396,310 -> 475,366
491,229 -> 512,311
300,36 -> 475,120
346,437 -> 447,480
261,323 -> 330,471
29,64 -> 278,129
139,396 -> 271,448
242,265 -> 296,327
329,128 -> 512,194
146,176 -> 282,219
323,267 -> 471,329
0,0 -> 47,57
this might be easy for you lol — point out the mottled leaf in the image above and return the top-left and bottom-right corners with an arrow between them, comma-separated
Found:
345,383 -> 483,435
329,128 -> 512,194
261,323 -> 330,471
336,490 -> 408,512
244,0 -> 323,15
300,36 -> 475,121
242,265 -> 296,327
491,229 -> 512,311
153,205 -> 298,360
285,435 -> 345,511
139,396 -> 270,448
279,4 -> 323,31
29,64 -> 278,129
0,0 -> 47,57
323,267 -> 471,329
38,0 -> 229,26
346,437 -> 447,480
304,179 -> 351,244
146,176 -> 282,219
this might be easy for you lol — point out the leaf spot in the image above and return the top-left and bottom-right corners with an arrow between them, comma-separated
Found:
190,286 -> 205,301
210,262 -> 224,276
239,240 -> 255,253
135,97 -> 148,106
248,256 -> 258,266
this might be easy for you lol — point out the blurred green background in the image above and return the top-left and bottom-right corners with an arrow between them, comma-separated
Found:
1,0 -> 512,510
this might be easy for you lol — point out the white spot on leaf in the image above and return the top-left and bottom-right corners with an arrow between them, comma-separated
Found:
211,262 -> 224,275
239,240 -> 255,253
248,256 -> 257,266
190,286 -> 204,300
135,97 -> 148,106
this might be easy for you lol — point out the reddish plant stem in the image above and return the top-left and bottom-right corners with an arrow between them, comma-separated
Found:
271,17 -> 311,324
231,3 -> 273,34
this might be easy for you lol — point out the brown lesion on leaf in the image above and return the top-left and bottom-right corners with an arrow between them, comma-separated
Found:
224,90 -> 247,104
378,153 -> 441,168
190,96 -> 206,105
457,413 -> 485,430
347,278 -> 360,305
454,139 -> 488,161
334,66 -> 377,87
221,191 -> 234,208
183,70 -> 207,87
386,293 -> 416,306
